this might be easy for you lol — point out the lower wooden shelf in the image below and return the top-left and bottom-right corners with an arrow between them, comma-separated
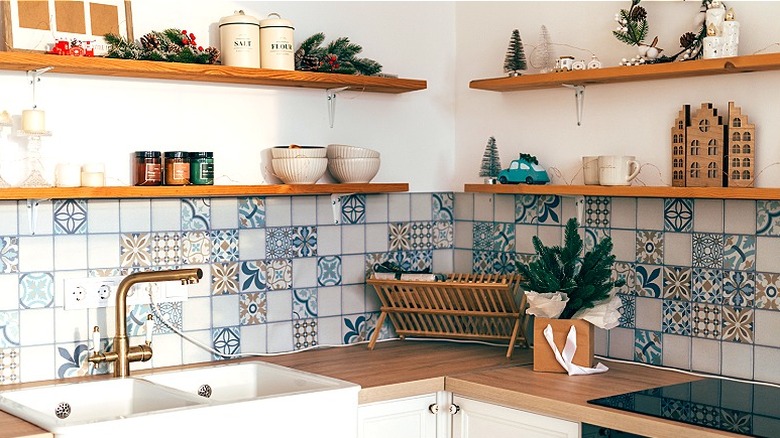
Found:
464,183 -> 780,200
0,183 -> 409,200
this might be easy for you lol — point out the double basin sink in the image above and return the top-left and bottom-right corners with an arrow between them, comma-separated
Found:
0,361 -> 360,437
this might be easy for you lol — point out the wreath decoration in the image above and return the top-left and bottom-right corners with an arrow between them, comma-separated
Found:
613,0 -> 721,65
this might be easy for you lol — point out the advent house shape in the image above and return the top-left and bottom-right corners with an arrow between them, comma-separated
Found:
671,101 -> 755,188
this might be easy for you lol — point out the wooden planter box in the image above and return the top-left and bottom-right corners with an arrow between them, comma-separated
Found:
533,317 -> 594,373
367,273 -> 529,358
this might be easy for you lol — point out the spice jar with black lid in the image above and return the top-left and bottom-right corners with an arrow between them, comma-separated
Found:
164,151 -> 190,185
189,152 -> 214,185
133,151 -> 162,186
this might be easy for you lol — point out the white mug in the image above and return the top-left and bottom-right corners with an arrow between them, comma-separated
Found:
582,156 -> 600,185
598,155 -> 640,186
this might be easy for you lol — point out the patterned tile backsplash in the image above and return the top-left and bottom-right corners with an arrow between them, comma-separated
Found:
454,193 -> 780,384
0,193 -> 454,384
4,191 -> 780,387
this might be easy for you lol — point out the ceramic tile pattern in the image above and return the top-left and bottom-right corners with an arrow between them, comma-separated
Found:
8,191 -> 780,387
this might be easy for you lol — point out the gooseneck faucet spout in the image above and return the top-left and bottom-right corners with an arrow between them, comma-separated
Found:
89,268 -> 203,377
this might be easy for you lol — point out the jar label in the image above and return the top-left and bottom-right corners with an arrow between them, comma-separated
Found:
145,163 -> 162,180
198,163 -> 214,179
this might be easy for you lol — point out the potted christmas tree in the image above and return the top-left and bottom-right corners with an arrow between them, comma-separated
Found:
504,29 -> 528,76
517,217 -> 624,373
478,136 -> 501,183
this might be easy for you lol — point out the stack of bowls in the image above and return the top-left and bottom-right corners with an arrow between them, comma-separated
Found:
271,146 -> 327,184
326,144 -> 381,183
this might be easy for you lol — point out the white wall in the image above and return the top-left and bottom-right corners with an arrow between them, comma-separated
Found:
0,1 -> 456,192
455,1 -> 780,190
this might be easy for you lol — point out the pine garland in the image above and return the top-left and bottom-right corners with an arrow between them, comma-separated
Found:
104,29 -> 220,64
517,218 -> 625,319
294,32 -> 383,76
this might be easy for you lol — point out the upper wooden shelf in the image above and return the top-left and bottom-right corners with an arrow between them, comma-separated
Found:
0,183 -> 409,200
464,183 -> 780,200
0,52 -> 427,94
469,52 -> 780,92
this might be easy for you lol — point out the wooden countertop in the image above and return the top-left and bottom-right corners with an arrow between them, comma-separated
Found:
0,341 -> 751,437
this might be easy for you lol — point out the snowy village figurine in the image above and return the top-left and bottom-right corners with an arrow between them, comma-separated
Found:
703,23 -> 722,59
721,8 -> 740,57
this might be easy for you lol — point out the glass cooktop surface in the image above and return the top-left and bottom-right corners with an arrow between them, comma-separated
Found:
587,378 -> 780,437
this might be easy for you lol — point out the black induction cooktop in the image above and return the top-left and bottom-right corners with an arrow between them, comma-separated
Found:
587,378 -> 780,437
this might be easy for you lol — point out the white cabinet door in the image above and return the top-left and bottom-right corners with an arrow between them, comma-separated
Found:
358,393 -> 439,438
452,396 -> 579,438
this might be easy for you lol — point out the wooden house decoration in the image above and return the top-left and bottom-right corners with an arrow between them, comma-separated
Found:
726,102 -> 756,188
670,101 -> 755,188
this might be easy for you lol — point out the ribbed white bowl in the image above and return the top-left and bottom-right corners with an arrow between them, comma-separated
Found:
271,146 -> 327,159
328,157 -> 380,183
272,157 -> 328,184
326,144 -> 380,159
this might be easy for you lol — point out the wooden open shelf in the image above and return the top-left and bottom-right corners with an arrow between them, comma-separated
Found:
464,183 -> 780,200
469,52 -> 780,92
0,183 -> 409,200
0,51 -> 426,94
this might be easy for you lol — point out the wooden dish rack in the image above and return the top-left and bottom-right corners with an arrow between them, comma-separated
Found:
366,273 -> 529,358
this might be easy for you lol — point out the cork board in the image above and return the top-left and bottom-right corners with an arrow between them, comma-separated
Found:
1,1 -> 133,54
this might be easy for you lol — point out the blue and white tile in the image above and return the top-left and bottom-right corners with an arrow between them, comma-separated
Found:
636,230 -> 664,264
0,237 -> 19,274
664,198 -> 693,232
150,199 -> 180,232
152,302 -> 183,335
265,227 -> 293,259
492,223 -> 515,252
181,231 -> 211,264
181,198 -> 210,231
634,329 -> 662,365
662,300 -> 691,335
292,197 -> 317,226
432,221 -> 453,249
432,192 -> 454,221
584,228 -> 609,254
0,202 -> 18,236
265,259 -> 292,290
0,348 -> 19,384
150,232 -> 181,266
212,294 -> 239,328
343,314 -> 376,344
515,195 -> 538,224
291,226 -> 317,257
19,308 -> 54,345
53,200 -> 87,235
292,257 -> 317,289
120,233 -> 152,268
239,197 -> 266,229
472,251 -> 493,274
317,256 -> 342,286
211,198 -> 239,230
692,303 -> 721,339
409,221 -> 434,250
757,200 -> 780,236
722,306 -> 754,343
53,235 -> 87,271
293,318 -> 317,350
87,234 -> 120,269
692,233 -> 724,269
238,228 -> 265,260
365,194 -> 389,223
341,194 -> 366,224
584,196 -> 610,228
537,195 -> 561,224
489,252 -> 517,275
264,197 -> 291,227
389,222 -> 411,251
756,272 -> 780,310
663,266 -> 692,301
118,199 -> 150,233
722,270 -> 755,307
691,268 -> 722,304
211,262 -> 239,295
87,200 -> 119,234
210,229 -> 239,262
212,326 -> 240,360
472,222 -> 493,251
613,261 -> 634,295
19,272 -> 54,309
0,311 -> 20,347
239,260 -> 267,292
723,235 -> 756,271
618,294 -> 636,328
635,264 -> 662,298
18,236 -> 53,273
411,193 -> 433,221
267,321 -> 294,353
293,288 -> 317,319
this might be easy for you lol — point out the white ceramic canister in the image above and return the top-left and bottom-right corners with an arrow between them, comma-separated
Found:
219,10 -> 261,68
259,13 -> 295,71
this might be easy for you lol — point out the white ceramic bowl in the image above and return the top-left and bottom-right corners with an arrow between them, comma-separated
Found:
328,157 -> 380,183
326,144 -> 380,159
272,157 -> 328,184
271,146 -> 327,159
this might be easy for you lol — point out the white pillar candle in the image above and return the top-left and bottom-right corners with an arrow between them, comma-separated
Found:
21,109 -> 45,133
721,10 -> 739,57
706,2 -> 726,30
81,163 -> 105,187
55,163 -> 81,187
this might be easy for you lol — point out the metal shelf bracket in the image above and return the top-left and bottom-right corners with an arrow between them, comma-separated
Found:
562,84 -> 585,126
326,86 -> 350,128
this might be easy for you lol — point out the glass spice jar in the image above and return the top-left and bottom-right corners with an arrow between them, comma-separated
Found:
133,151 -> 162,186
164,151 -> 190,185
189,152 -> 214,185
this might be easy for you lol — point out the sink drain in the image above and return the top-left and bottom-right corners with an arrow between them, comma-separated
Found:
197,384 -> 212,398
54,402 -> 71,419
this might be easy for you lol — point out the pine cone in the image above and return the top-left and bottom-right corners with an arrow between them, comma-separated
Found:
205,46 -> 220,64
679,32 -> 696,48
630,6 -> 647,21
299,54 -> 322,71
140,33 -> 160,50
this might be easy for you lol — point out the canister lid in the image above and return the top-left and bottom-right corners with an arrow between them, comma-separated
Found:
219,10 -> 260,27
259,13 -> 294,29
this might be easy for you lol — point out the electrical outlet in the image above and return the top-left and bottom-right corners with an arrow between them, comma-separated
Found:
64,276 -> 190,310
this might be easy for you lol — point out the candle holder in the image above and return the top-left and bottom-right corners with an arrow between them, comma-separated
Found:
0,122 -> 13,188
17,130 -> 52,188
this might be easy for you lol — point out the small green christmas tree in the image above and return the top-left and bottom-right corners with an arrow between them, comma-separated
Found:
503,29 -> 528,76
517,217 -> 625,319
479,136 -> 502,181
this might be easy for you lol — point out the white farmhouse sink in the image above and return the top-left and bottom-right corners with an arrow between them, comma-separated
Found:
0,378 -> 208,437
0,361 -> 360,438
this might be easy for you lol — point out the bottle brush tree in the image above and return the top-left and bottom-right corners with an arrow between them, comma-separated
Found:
479,136 -> 502,180
517,217 -> 625,319
503,29 -> 528,76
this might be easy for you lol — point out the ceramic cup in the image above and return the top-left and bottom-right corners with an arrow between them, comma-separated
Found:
598,155 -> 640,186
582,156 -> 600,185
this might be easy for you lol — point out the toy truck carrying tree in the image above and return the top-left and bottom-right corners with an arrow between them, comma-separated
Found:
497,154 -> 550,184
